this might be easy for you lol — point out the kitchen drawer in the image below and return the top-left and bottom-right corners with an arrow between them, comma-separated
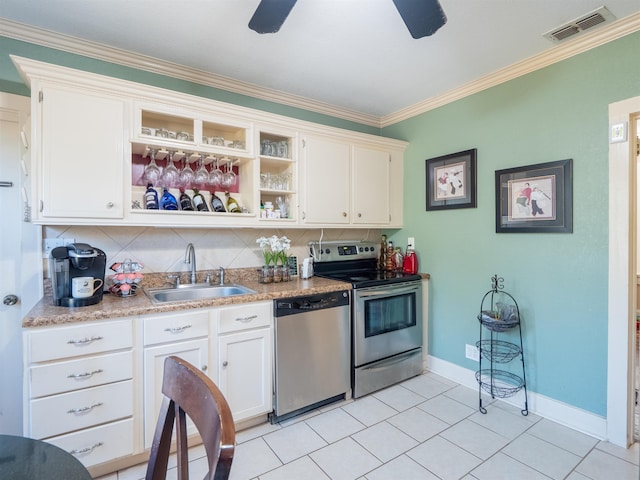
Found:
27,319 -> 133,363
217,302 -> 271,334
29,350 -> 133,399
47,418 -> 134,469
30,380 -> 133,439
143,310 -> 209,346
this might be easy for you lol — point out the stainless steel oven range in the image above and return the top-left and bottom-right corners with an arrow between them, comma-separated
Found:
311,240 -> 423,398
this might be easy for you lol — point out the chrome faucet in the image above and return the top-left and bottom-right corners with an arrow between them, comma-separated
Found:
184,243 -> 197,284
219,267 -> 225,286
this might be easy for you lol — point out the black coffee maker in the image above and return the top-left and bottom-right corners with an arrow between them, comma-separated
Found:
50,243 -> 107,307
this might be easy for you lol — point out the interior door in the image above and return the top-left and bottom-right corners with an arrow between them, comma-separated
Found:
0,93 -> 40,435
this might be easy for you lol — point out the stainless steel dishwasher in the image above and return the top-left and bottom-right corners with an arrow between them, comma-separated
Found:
271,290 -> 351,423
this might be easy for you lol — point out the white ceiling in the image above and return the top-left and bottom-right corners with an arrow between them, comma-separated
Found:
1,0 -> 639,124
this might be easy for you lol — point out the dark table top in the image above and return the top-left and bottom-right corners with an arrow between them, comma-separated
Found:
0,434 -> 92,480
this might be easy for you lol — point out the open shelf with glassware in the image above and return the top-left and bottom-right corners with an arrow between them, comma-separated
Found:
258,130 -> 297,222
130,142 -> 255,223
135,105 -> 253,157
475,274 -> 528,416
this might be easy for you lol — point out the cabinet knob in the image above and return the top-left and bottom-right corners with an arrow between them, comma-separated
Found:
3,294 -> 18,306
222,361 -> 228,367
342,212 -> 347,217
201,365 -> 208,371
358,213 -> 362,218
106,202 -> 114,208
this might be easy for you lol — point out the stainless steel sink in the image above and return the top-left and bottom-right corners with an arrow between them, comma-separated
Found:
144,284 -> 257,304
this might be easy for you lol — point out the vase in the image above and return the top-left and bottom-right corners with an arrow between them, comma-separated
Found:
257,265 -> 274,284
273,265 -> 283,283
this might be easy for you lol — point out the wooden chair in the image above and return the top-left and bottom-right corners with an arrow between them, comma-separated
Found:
146,356 -> 235,480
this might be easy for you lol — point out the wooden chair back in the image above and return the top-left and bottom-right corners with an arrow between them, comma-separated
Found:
145,356 -> 235,480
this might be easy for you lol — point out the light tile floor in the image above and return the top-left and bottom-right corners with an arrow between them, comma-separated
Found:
101,372 -> 640,480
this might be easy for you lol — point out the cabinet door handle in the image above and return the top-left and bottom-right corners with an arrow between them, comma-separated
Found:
67,369 -> 103,379
235,315 -> 258,323
164,324 -> 192,333
69,442 -> 103,456
67,402 -> 103,415
67,336 -> 103,345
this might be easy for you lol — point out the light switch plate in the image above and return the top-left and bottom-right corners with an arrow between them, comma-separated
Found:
610,122 -> 627,143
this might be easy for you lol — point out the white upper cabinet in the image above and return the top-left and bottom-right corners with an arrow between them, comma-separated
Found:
37,85 -> 126,220
301,135 -> 351,224
12,56 -> 406,228
352,145 -> 391,225
302,136 -> 403,227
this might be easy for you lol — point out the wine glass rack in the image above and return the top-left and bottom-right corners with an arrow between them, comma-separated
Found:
476,274 -> 529,415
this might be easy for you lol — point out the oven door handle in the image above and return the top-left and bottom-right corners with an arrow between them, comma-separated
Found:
357,284 -> 421,298
362,349 -> 422,371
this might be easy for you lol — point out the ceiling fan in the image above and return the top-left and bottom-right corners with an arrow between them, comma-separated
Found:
248,0 -> 447,39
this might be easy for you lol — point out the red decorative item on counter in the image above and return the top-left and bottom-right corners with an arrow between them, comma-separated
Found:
403,245 -> 418,275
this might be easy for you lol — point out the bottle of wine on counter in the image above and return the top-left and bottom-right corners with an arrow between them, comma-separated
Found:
192,188 -> 209,212
378,234 -> 387,271
179,188 -> 194,211
145,183 -> 159,210
160,187 -> 179,210
225,191 -> 242,213
385,241 -> 395,272
210,192 -> 227,212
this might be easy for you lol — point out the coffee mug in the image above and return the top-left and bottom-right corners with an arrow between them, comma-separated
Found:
72,277 -> 103,299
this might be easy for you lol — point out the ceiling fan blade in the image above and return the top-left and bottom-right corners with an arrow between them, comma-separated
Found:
249,0 -> 297,34
392,0 -> 447,39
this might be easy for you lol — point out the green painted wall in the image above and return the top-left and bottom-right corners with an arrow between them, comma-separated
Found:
0,36 -> 380,135
382,30 -> 640,416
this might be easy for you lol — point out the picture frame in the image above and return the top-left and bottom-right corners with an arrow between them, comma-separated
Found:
495,159 -> 573,233
425,148 -> 477,210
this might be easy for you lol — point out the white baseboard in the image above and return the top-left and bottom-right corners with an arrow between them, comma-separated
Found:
426,355 -> 608,441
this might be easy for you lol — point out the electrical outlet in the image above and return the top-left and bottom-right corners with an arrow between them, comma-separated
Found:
43,238 -> 65,258
466,344 -> 479,362
408,236 -> 415,248
43,238 -> 76,258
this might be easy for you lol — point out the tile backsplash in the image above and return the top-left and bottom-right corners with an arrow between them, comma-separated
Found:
43,226 -> 382,276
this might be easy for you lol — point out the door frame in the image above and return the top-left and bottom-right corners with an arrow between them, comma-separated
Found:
608,96 -> 640,447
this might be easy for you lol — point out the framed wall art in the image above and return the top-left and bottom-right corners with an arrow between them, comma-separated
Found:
425,148 -> 477,210
495,159 -> 573,233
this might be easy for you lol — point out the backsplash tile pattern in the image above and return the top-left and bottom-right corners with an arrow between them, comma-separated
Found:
43,226 -> 382,275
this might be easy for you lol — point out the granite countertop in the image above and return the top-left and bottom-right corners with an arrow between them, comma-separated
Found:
23,268 -> 354,328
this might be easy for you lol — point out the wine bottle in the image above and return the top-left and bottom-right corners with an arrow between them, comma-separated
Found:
210,192 -> 227,212
144,183 -> 159,210
378,234 -> 387,271
179,188 -> 194,211
160,187 -> 179,210
192,188 -> 209,212
225,191 -> 242,213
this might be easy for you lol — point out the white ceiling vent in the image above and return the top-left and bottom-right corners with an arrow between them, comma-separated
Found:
543,6 -> 616,43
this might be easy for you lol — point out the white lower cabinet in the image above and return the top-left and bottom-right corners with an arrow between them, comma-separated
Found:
23,318 -> 135,469
213,301 -> 273,423
23,302 -> 274,473
141,310 -> 210,449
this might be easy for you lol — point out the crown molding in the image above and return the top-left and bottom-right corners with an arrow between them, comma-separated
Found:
1,12 -> 639,130
380,12 -> 640,127
0,18 -> 381,128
